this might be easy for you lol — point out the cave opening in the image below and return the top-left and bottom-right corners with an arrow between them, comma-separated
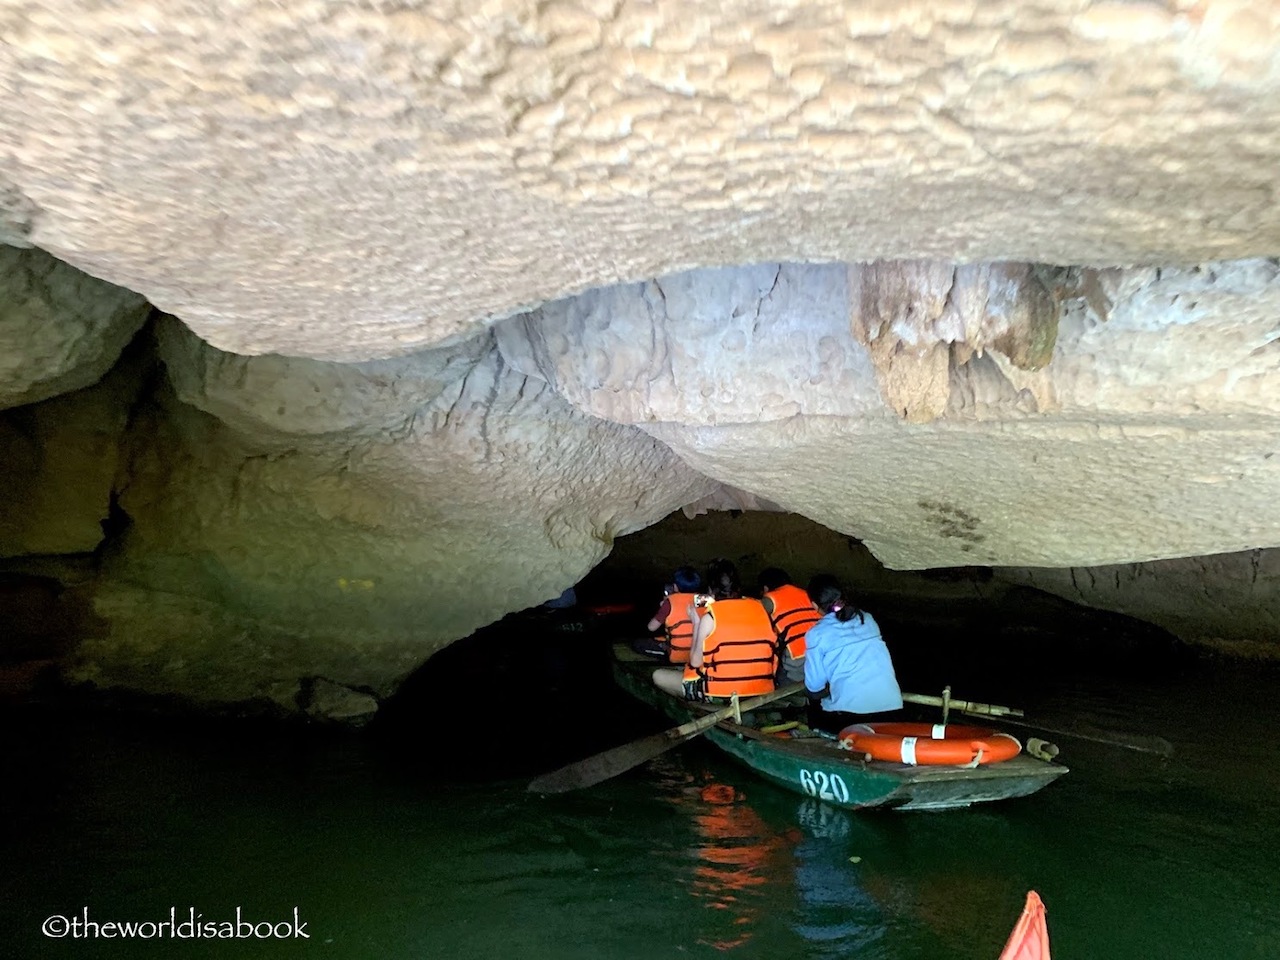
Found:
378,508 -> 1192,781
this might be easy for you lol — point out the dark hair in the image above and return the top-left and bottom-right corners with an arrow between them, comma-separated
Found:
705,558 -> 742,600
806,574 -> 865,624
672,565 -> 702,593
757,567 -> 791,592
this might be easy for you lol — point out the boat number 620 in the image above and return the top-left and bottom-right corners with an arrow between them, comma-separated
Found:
799,769 -> 850,803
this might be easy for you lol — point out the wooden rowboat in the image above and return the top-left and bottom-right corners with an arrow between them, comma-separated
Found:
613,643 -> 1068,812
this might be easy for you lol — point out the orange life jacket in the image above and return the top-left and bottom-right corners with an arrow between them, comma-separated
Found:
663,592 -> 698,664
683,599 -> 776,698
764,584 -> 820,660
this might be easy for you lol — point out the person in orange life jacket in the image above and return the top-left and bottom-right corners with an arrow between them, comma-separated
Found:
652,559 -> 776,701
803,574 -> 903,734
757,567 -> 821,684
633,565 -> 704,661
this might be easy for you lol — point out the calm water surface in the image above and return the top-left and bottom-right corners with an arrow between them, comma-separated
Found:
3,625 -> 1279,960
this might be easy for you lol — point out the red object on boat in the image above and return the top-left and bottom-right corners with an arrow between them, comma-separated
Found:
998,891 -> 1050,960
587,603 -> 636,616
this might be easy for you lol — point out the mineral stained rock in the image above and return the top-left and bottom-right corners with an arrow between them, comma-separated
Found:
7,252 -> 1280,712
503,259 -> 1280,569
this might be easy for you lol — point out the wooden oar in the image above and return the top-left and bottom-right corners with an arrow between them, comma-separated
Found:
902,691 -> 1024,718
976,714 -> 1174,758
905,689 -> 1172,756
528,682 -> 805,795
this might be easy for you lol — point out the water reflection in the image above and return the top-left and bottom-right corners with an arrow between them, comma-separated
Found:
654,761 -> 900,955
686,782 -> 778,950
653,763 -> 793,951
790,801 -> 1028,959
791,799 -> 888,958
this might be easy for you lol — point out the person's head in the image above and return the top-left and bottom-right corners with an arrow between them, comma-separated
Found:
806,573 -> 863,622
757,567 -> 791,592
705,558 -> 742,600
671,565 -> 702,594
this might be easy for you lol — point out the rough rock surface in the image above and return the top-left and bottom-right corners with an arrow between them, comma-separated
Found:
998,551 -> 1280,658
0,178 -> 37,247
0,343 -> 147,557
849,260 -> 1061,422
154,314 -> 489,440
6,252 -> 1280,709
64,321 -> 716,709
502,259 -> 1280,568
3,1 -> 1280,359
495,263 -> 887,426
0,246 -> 150,409
302,678 -> 381,726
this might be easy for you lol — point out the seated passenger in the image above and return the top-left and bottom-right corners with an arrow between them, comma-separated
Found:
636,565 -> 703,662
653,559 -> 776,701
803,574 -> 903,734
757,567 -> 820,684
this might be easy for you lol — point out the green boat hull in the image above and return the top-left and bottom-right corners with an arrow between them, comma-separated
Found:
613,645 -> 1067,812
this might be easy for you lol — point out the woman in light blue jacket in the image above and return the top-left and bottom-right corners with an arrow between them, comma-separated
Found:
803,574 -> 902,733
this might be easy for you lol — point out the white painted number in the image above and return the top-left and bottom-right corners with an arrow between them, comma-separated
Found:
799,769 -> 849,803
830,774 -> 850,803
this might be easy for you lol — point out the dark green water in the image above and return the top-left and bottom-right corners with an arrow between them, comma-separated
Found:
4,621 -> 1280,959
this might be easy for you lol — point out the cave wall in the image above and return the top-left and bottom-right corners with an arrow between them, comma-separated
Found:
0,249 -> 152,556
0,246 -> 150,410
999,553 -> 1280,659
0,360 -> 138,558
64,319 -> 715,716
5,248 -> 1280,718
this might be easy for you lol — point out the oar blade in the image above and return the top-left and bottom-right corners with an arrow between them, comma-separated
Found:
1072,723 -> 1174,758
527,726 -> 694,795
528,683 -> 803,795
963,711 -> 1175,758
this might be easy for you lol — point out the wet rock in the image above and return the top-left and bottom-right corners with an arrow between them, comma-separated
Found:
302,678 -> 380,726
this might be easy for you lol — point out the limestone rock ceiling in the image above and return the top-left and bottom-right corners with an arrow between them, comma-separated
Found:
500,259 -> 1280,568
2,1 -> 1280,358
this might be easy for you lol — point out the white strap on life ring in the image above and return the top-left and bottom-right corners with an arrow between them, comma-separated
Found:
900,736 -> 918,765
961,747 -> 985,769
931,723 -> 947,740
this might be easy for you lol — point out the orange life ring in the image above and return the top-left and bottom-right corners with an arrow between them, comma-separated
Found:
838,722 -> 1021,766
